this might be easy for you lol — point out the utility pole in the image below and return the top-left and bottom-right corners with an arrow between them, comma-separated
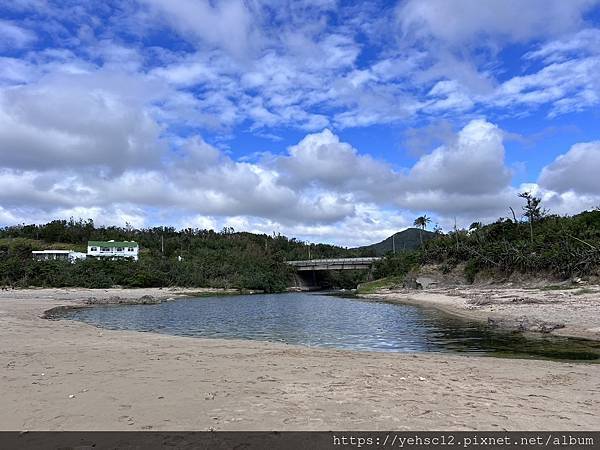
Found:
161,234 -> 164,255
454,217 -> 459,252
392,234 -> 396,254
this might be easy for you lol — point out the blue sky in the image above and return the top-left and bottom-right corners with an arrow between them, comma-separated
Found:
0,0 -> 599,246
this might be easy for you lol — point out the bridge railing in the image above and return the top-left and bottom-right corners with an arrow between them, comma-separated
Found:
287,257 -> 381,266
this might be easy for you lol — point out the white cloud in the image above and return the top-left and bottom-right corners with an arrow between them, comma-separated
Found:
397,0 -> 598,46
524,28 -> 600,63
0,1 -> 599,246
539,141 -> 600,195
408,119 -> 511,195
1,113 -> 599,245
425,79 -> 475,112
0,19 -> 36,49
392,2 -> 600,120
0,70 -> 167,172
0,117 -> 517,240
139,0 -> 258,57
493,55 -> 600,116
0,57 -> 35,84
0,0 -> 598,135
276,129 -> 393,191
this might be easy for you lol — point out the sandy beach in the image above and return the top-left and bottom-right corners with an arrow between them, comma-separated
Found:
1,288 -> 599,431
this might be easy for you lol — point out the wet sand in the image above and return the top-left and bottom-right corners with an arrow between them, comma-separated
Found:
1,288 -> 599,430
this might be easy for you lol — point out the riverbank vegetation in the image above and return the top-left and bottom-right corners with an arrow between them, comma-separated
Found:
0,220 -> 360,292
356,276 -> 406,294
2,195 -> 599,291
374,199 -> 600,284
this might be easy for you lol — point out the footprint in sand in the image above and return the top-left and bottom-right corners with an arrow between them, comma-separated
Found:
118,415 -> 135,426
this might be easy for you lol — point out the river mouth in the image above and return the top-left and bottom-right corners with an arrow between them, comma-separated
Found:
63,292 -> 600,362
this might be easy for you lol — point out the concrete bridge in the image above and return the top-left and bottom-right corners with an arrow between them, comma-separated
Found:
287,257 -> 381,289
287,257 -> 381,271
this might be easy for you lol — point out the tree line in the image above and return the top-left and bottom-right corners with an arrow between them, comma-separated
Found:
3,193 -> 598,291
376,194 -> 600,283
0,220 -> 362,292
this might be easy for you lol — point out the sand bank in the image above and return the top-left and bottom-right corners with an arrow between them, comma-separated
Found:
0,288 -> 599,430
361,285 -> 600,341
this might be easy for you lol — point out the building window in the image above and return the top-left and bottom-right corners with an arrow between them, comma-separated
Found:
128,247 -> 134,252
90,247 -> 97,251
101,247 -> 110,252
116,247 -> 124,252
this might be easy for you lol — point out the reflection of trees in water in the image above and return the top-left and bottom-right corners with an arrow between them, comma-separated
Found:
69,293 -> 600,362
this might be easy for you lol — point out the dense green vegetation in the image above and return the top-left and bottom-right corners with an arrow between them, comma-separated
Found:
0,220 -> 361,292
374,204 -> 600,284
3,194 -> 599,292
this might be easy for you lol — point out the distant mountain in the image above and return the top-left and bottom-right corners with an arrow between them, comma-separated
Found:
356,228 -> 436,256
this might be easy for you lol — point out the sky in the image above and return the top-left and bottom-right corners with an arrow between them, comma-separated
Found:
0,0 -> 599,247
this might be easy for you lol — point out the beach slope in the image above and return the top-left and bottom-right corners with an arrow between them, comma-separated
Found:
1,288 -> 599,430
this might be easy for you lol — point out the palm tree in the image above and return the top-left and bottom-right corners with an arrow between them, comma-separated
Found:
469,222 -> 482,231
413,215 -> 431,247
469,221 -> 483,244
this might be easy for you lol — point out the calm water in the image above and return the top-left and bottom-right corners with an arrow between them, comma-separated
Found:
66,292 -> 600,361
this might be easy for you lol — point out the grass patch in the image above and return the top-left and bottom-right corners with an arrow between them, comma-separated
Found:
357,276 -> 405,294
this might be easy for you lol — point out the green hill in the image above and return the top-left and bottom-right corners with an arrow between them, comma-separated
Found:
356,228 -> 436,256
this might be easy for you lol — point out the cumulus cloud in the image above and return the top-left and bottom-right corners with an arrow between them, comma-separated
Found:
403,120 -> 456,156
275,129 -> 394,193
0,70 -> 168,172
174,204 -> 416,247
272,119 -> 516,221
1,110 -> 599,246
0,1 -> 599,246
539,141 -> 600,195
0,117 -> 518,240
408,119 -> 511,195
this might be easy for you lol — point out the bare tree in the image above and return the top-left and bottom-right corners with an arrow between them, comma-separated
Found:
518,192 -> 546,244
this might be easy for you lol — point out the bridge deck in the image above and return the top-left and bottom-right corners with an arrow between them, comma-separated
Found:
287,257 -> 381,271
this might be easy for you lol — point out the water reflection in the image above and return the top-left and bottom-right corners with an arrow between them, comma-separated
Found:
66,292 -> 600,361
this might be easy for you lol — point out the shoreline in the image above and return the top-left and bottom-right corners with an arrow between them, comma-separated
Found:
359,285 -> 600,342
38,287 -> 258,319
1,288 -> 599,430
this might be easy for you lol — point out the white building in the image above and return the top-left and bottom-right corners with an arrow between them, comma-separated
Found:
87,240 -> 139,261
32,250 -> 87,263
